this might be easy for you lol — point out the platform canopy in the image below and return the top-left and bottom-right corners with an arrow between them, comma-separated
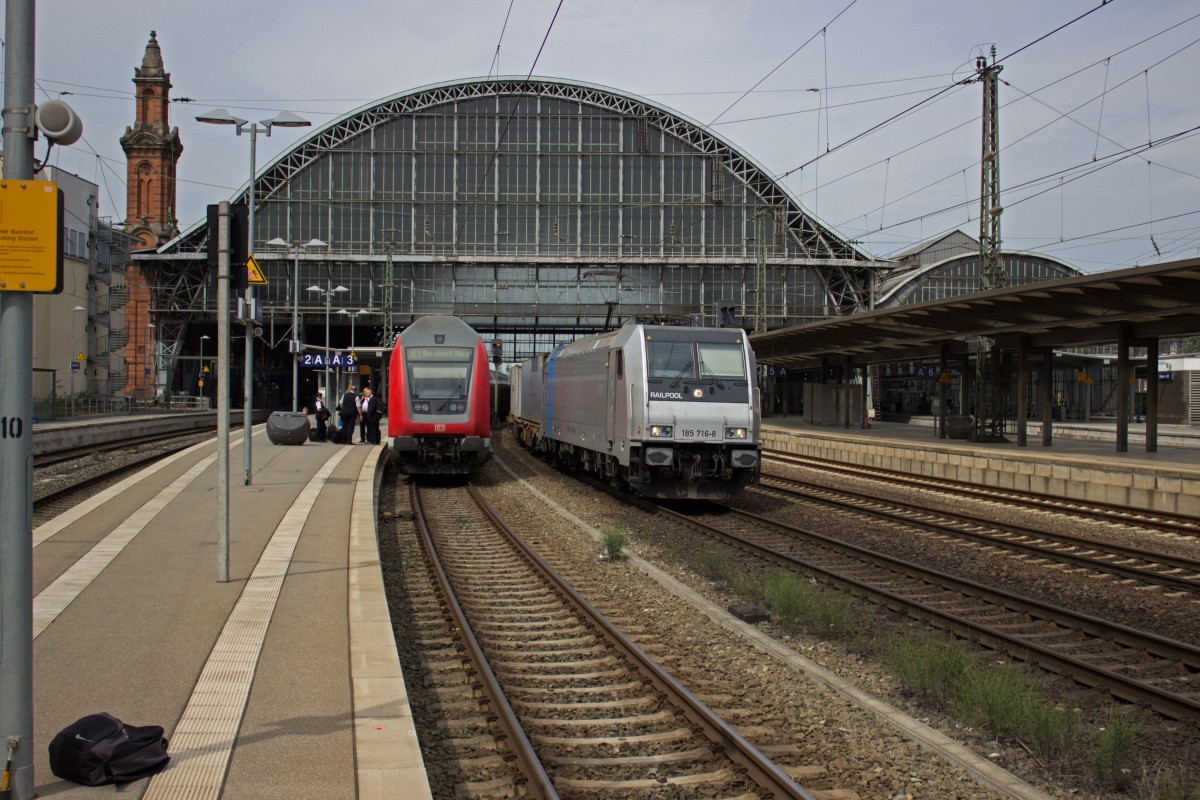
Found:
751,257 -> 1200,368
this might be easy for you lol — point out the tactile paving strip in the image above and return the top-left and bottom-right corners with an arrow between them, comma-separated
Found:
32,436 -> 221,548
142,446 -> 350,800
33,453 -> 218,638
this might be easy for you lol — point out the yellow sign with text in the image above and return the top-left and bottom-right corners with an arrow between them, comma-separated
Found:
0,181 -> 63,293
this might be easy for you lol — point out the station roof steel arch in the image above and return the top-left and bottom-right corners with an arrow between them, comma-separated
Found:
139,76 -> 894,392
157,76 -> 873,264
751,257 -> 1200,369
875,250 -> 1083,308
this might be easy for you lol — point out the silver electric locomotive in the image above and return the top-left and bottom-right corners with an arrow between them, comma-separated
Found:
512,322 -> 761,499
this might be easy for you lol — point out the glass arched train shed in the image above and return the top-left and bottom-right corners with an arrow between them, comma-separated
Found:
876,230 -> 1083,308
137,76 -> 884,401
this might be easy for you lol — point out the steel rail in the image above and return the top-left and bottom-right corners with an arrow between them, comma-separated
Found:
657,502 -> 1200,722
764,449 -> 1200,537
410,484 -> 559,800
465,484 -> 816,800
756,474 -> 1200,592
33,428 -> 218,468
32,436 -> 211,513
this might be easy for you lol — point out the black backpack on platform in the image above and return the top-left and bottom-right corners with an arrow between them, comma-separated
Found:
48,712 -> 170,786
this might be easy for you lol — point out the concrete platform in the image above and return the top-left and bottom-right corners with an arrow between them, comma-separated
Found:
31,411 -> 269,456
762,417 -> 1200,517
29,424 -> 430,799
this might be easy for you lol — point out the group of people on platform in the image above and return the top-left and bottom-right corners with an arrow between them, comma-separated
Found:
310,384 -> 383,444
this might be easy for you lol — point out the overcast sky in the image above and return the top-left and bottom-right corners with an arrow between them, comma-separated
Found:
24,0 -> 1200,273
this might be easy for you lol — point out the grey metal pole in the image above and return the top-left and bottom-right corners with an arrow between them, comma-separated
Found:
325,286 -> 332,402
291,246 -> 299,411
70,314 -> 77,416
217,202 -> 231,582
243,126 -> 257,485
1,0 -> 37,794
199,335 -> 208,407
141,321 -> 147,409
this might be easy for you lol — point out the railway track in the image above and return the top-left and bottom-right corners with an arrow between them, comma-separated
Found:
409,481 -> 818,799
764,450 -> 1200,538
33,428 -> 218,468
32,431 -> 215,521
658,501 -> 1200,722
754,472 -> 1200,594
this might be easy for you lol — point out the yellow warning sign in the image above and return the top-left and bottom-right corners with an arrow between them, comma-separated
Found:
76,352 -> 85,362
246,255 -> 267,285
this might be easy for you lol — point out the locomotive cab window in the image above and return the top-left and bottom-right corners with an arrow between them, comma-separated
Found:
647,340 -> 694,381
697,342 -> 747,382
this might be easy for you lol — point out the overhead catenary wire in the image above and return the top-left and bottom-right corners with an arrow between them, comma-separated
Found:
1092,58 -> 1111,160
872,123 -> 1200,252
487,0 -> 517,78
457,0 -> 566,243
1000,34 -> 1200,175
830,29 -> 1200,235
707,0 -> 860,126
776,0 -> 1119,181
794,11 -> 1200,216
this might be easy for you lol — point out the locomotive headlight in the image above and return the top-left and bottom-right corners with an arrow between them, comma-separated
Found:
725,426 -> 748,439
649,425 -> 673,437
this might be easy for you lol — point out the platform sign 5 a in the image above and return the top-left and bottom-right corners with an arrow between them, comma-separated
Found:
0,180 -> 64,293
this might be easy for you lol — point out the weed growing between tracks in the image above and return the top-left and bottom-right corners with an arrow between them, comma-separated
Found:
1136,762 -> 1200,799
885,627 -> 1078,758
601,524 -> 631,560
680,540 -> 1200,797
1091,707 -> 1143,789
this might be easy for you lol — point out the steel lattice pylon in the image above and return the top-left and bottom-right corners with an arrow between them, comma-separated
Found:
974,48 -> 1007,442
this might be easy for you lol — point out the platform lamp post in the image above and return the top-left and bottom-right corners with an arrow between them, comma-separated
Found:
144,322 -> 155,408
338,308 -> 369,383
196,107 -> 312,486
199,334 -> 211,407
266,237 -> 328,411
307,283 -> 348,404
70,305 -> 85,416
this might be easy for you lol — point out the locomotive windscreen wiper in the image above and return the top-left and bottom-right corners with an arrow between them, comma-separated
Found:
669,361 -> 694,388
700,361 -> 726,390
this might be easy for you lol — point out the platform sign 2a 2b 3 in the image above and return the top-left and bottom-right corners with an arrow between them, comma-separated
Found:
0,181 -> 64,293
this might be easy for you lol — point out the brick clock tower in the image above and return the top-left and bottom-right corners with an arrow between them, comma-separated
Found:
120,31 -> 183,398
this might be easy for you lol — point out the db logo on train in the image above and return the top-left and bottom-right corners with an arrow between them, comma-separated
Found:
434,424 -> 446,432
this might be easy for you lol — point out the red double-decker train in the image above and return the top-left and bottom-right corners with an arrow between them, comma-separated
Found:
387,315 -> 492,475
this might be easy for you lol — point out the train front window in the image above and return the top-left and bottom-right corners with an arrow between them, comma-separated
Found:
697,343 -> 746,381
647,341 -> 694,380
406,346 -> 473,400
